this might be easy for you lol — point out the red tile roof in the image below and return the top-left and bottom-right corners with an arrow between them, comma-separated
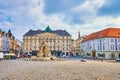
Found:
83,28 -> 120,42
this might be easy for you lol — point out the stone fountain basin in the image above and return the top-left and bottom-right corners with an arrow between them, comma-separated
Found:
30,56 -> 58,61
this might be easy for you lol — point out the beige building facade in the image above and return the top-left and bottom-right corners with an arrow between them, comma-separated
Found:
75,31 -> 82,54
75,39 -> 81,54
71,40 -> 76,54
23,26 -> 72,54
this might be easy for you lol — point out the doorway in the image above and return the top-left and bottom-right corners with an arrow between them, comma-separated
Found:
92,50 -> 96,58
119,54 -> 120,58
111,53 -> 115,59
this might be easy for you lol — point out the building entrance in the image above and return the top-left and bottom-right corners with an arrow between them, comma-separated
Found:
92,50 -> 96,58
111,53 -> 115,59
119,54 -> 120,58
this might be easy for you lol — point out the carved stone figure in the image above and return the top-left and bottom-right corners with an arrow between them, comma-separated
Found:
37,41 -> 51,57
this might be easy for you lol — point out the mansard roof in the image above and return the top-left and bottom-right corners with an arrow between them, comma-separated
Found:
24,29 -> 71,36
83,28 -> 120,42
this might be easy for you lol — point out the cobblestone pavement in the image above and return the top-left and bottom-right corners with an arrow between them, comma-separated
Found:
0,59 -> 120,80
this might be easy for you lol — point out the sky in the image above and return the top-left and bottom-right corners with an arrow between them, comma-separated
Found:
0,0 -> 120,41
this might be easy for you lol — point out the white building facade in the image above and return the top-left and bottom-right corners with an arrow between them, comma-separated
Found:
0,34 -> 2,51
81,28 -> 120,59
1,34 -> 10,52
0,30 -> 10,53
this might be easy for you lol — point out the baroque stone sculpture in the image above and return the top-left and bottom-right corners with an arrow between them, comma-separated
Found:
30,41 -> 57,61
37,41 -> 51,57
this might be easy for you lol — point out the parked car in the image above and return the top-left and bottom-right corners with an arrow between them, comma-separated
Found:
80,58 -> 86,62
80,56 -> 86,62
116,58 -> 120,62
23,52 -> 31,57
60,54 -> 66,58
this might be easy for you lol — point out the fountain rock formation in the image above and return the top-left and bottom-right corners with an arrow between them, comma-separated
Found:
31,41 -> 57,61
37,41 -> 51,57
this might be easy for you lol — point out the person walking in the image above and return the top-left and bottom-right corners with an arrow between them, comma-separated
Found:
27,52 -> 32,61
0,52 -> 4,61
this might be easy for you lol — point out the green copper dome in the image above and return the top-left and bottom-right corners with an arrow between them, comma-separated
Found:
45,25 -> 51,32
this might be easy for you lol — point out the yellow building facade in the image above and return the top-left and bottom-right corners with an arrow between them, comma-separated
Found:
23,26 -> 72,54
71,31 -> 83,55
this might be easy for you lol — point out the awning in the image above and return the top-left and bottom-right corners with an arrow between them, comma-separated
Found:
4,53 -> 16,56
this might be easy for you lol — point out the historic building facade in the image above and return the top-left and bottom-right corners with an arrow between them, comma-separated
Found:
71,31 -> 84,55
0,29 -> 10,52
71,39 -> 76,54
0,29 -> 21,53
81,28 -> 120,59
23,26 -> 72,54
75,31 -> 83,54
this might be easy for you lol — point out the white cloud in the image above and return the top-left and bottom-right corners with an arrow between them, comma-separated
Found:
0,0 -> 120,41
73,16 -> 120,37
72,0 -> 106,21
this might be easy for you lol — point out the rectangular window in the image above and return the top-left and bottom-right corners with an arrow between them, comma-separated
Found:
67,40 -> 68,43
111,45 -> 114,50
103,45 -> 105,50
66,44 -> 68,46
90,46 -> 92,50
87,53 -> 90,56
34,46 -> 36,50
98,46 -> 99,50
98,53 -> 105,57
66,48 -> 68,50
118,45 -> 120,50
110,39 -> 114,42
118,38 -> 120,43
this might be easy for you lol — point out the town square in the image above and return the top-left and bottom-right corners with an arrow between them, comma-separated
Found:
0,59 -> 120,80
0,0 -> 120,80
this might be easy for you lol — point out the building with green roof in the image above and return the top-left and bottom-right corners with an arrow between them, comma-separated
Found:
23,26 -> 72,54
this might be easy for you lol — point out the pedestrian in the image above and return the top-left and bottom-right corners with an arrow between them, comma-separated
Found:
0,52 -> 4,61
27,52 -> 32,61
17,52 -> 20,58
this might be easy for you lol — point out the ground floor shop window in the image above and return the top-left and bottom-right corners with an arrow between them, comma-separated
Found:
119,54 -> 120,58
86,53 -> 91,56
98,53 -> 105,57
